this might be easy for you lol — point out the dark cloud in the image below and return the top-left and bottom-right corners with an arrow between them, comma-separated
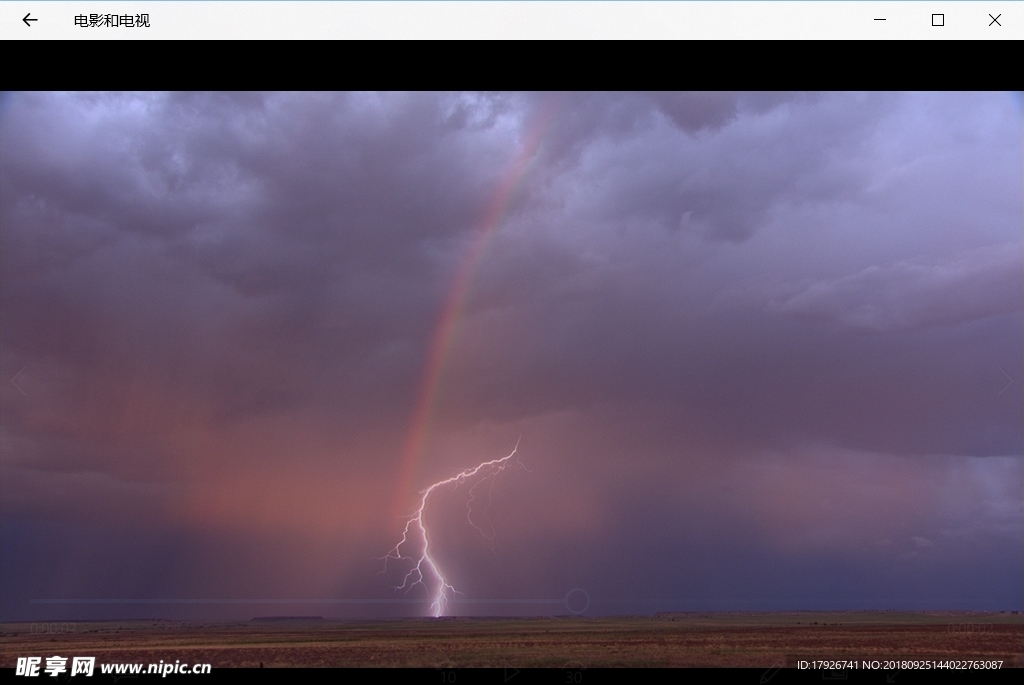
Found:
651,91 -> 742,132
771,243 -> 1023,332
1,92 -> 1020,620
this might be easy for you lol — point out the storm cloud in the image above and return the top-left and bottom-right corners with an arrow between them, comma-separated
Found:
1,92 -> 1020,621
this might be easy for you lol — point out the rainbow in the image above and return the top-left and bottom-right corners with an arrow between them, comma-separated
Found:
390,97 -> 560,522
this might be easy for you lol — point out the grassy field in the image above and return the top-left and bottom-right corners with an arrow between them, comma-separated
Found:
2,612 -> 1021,668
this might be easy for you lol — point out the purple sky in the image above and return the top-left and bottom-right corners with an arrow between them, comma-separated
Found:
1,92 -> 1020,621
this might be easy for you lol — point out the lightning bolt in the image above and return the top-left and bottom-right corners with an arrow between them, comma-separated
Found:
382,440 -> 522,617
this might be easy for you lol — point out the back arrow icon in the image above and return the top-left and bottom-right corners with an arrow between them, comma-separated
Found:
24,13 -> 38,26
